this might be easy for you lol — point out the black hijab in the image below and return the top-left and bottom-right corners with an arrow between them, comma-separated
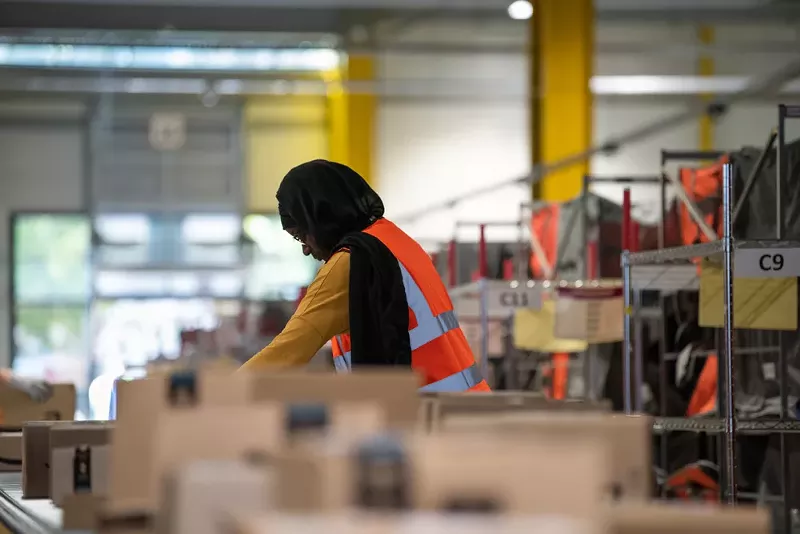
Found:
276,160 -> 412,369
277,160 -> 385,252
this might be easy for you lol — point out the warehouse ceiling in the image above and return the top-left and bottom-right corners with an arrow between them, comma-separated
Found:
0,0 -> 797,34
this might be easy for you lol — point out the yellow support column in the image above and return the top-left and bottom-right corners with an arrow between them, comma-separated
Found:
697,26 -> 715,151
531,0 -> 594,202
327,54 -> 377,187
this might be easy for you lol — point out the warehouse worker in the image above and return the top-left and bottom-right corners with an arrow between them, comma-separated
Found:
242,160 -> 489,392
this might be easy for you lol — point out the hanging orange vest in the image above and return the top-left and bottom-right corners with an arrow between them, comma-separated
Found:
330,219 -> 491,393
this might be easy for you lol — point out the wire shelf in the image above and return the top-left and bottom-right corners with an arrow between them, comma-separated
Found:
653,417 -> 800,434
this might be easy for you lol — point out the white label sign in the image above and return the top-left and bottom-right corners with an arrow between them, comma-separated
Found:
491,285 -> 543,313
149,112 -> 186,151
451,282 -> 543,319
734,248 -> 800,278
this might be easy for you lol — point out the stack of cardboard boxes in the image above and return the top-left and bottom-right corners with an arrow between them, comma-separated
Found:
0,369 -> 771,534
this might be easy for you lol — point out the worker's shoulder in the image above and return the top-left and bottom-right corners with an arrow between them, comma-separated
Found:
322,250 -> 351,272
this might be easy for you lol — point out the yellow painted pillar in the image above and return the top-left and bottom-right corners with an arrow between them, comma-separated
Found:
327,54 -> 377,187
245,95 -> 329,212
698,26 -> 715,151
531,0 -> 594,202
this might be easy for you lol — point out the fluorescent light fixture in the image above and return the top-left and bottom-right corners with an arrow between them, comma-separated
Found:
95,214 -> 150,244
181,214 -> 241,244
508,0 -> 533,20
0,44 -> 341,72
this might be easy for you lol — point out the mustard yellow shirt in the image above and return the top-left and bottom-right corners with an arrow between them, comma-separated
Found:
241,252 -> 350,370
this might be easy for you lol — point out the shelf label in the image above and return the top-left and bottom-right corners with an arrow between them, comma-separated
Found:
734,248 -> 800,278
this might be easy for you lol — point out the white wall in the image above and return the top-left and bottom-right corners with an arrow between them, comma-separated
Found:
377,19 -> 800,240
0,100 -> 87,368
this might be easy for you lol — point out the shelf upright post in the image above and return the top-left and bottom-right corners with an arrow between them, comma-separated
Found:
777,104 -> 791,533
721,162 -> 737,505
622,250 -> 633,415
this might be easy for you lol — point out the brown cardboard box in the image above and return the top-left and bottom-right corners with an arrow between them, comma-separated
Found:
0,432 -> 21,472
251,371 -> 420,428
275,432 -> 609,518
232,514 -> 597,534
22,421 -> 64,498
62,494 -> 105,531
608,503 -> 770,534
427,391 -> 611,431
107,368 -> 253,515
131,404 -> 285,514
50,423 -> 113,505
442,412 -> 652,501
0,383 -> 76,427
159,459 -> 271,534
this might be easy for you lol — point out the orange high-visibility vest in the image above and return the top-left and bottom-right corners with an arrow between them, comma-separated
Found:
330,219 -> 490,393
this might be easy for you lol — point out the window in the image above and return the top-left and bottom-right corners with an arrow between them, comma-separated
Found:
13,214 -> 91,304
12,305 -> 89,387
243,214 -> 319,300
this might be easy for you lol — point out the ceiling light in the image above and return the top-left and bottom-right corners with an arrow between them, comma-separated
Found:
508,0 -> 533,20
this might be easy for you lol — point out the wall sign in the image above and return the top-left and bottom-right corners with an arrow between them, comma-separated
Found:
734,248 -> 800,278
149,112 -> 186,151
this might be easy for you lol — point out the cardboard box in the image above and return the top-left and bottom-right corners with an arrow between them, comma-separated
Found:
22,421 -> 63,498
107,368 -> 253,515
231,514 -> 596,534
275,432 -> 609,518
0,432 -> 21,472
50,423 -> 113,505
251,371 -> 420,428
608,503 -> 770,534
0,383 -> 76,427
62,494 -> 105,531
159,459 -> 271,534
121,404 -> 284,514
427,392 -> 611,431
51,424 -> 113,504
442,412 -> 652,501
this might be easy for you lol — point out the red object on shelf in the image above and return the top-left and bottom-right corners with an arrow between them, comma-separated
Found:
503,258 -> 514,280
622,188 -> 631,252
630,221 -> 641,253
587,241 -> 598,279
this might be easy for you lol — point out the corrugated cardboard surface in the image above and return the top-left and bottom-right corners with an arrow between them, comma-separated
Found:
233,512 -> 595,534
250,372 -> 420,428
607,503 -> 770,534
22,421 -> 61,499
160,460 -> 270,534
274,433 -> 609,518
0,384 -> 76,427
427,393 -> 610,431
441,413 -> 652,501
107,369 -> 253,515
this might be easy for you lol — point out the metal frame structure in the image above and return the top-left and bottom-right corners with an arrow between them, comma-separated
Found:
622,105 -> 800,531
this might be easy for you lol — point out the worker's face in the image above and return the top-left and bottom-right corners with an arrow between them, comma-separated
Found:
287,228 -> 327,261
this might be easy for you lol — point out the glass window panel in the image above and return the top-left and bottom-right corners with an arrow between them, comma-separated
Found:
243,214 -> 319,300
13,305 -> 89,389
13,214 -> 91,304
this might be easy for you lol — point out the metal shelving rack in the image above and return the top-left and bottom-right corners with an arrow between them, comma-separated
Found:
621,105 -> 800,532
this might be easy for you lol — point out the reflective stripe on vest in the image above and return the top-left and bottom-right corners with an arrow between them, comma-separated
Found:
331,260 -> 473,389
419,362 -> 483,393
333,335 -> 352,372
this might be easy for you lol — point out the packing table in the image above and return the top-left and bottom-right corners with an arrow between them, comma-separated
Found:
0,473 -> 66,533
